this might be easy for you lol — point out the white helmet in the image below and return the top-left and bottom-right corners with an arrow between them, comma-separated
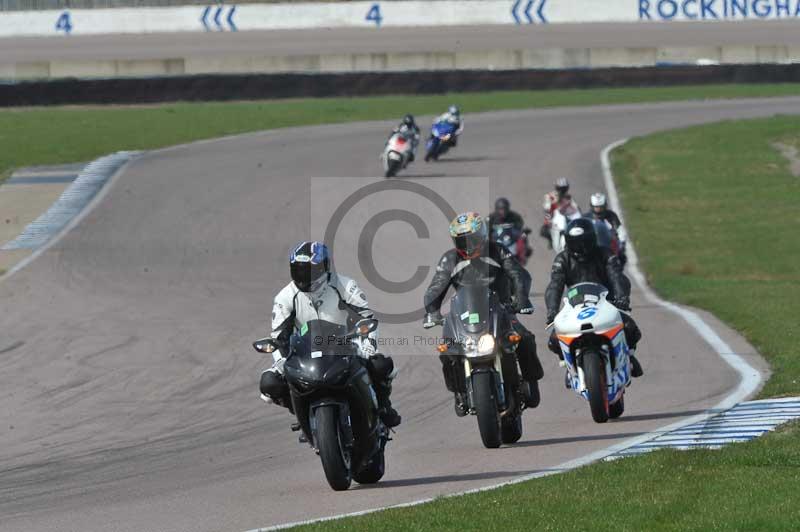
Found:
590,192 -> 607,210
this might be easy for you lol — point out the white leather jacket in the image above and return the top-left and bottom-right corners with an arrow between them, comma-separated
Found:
269,273 -> 377,372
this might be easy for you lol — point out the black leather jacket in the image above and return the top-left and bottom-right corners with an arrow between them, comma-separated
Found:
544,248 -> 630,316
424,242 -> 532,314
488,210 -> 525,232
590,209 -> 622,230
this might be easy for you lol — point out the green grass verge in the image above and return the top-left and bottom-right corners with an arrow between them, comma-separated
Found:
3,82 -> 800,183
613,115 -> 800,398
286,116 -> 800,531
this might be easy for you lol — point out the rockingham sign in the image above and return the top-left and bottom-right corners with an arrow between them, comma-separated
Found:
638,0 -> 800,20
0,0 -> 797,38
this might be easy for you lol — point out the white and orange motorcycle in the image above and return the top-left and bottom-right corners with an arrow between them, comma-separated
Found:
548,282 -> 632,423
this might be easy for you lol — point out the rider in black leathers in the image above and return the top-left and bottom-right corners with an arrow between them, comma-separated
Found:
487,197 -> 525,232
544,218 -> 643,377
423,212 -> 544,416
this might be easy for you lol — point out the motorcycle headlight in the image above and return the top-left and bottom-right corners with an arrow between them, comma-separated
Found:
477,334 -> 495,355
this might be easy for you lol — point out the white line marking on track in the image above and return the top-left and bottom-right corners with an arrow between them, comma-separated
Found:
243,138 -> 766,532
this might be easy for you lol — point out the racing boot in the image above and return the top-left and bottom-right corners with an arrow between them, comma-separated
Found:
375,382 -> 401,428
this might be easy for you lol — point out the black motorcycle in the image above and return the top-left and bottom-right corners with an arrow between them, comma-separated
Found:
492,223 -> 533,266
433,282 -> 535,448
253,318 -> 390,491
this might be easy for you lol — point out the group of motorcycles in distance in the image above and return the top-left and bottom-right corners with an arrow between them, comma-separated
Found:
251,114 -> 637,491
380,114 -> 462,177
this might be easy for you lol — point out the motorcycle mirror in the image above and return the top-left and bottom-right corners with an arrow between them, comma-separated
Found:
354,318 -> 379,337
253,338 -> 277,354
523,228 -> 532,235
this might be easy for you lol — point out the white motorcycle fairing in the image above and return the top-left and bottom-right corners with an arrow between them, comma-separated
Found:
553,283 -> 631,418
381,132 -> 415,177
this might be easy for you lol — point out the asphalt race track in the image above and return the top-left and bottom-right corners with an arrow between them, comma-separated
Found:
0,98 -> 785,532
3,20 -> 800,62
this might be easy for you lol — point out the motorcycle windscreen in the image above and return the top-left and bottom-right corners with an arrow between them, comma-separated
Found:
286,320 -> 358,386
291,319 -> 359,357
449,283 -> 494,335
566,282 -> 609,307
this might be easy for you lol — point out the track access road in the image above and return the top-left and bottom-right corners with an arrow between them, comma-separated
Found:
0,98 -> 781,532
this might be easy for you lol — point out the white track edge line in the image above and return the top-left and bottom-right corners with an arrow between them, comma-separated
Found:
244,138 -> 766,532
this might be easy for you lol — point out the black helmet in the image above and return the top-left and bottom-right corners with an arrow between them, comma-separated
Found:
493,197 -> 510,221
564,218 -> 597,262
289,241 -> 330,292
402,114 -> 416,128
494,197 -> 510,212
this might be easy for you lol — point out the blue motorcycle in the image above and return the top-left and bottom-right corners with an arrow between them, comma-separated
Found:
425,121 -> 459,162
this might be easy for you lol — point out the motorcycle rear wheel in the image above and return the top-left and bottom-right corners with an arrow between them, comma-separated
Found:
473,371 -> 502,448
316,405 -> 352,490
583,350 -> 610,423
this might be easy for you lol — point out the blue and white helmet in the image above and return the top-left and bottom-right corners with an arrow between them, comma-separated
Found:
289,241 -> 330,292
448,105 -> 460,118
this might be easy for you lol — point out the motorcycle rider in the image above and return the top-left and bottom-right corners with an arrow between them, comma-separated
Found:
540,178 -> 580,247
433,105 -> 464,147
544,218 -> 643,378
259,241 -> 401,428
390,114 -> 421,161
488,197 -> 532,261
488,197 -> 525,231
589,192 -> 628,265
422,212 -> 544,416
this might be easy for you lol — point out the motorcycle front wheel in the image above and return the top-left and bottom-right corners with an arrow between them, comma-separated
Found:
385,160 -> 400,178
353,450 -> 385,485
315,405 -> 352,490
501,414 -> 523,444
582,350 -> 609,423
472,371 -> 502,448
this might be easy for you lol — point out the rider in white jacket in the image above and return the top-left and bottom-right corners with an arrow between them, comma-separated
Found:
260,241 -> 401,427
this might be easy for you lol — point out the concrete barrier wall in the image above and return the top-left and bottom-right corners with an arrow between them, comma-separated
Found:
4,63 -> 800,107
4,0 -> 800,38
3,45 -> 800,81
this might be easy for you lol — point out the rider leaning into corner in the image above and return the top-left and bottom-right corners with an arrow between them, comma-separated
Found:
422,212 -> 544,416
259,241 -> 402,428
544,218 -> 644,378
433,105 -> 464,146
588,192 -> 628,265
540,177 -> 580,247
390,114 -> 422,161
